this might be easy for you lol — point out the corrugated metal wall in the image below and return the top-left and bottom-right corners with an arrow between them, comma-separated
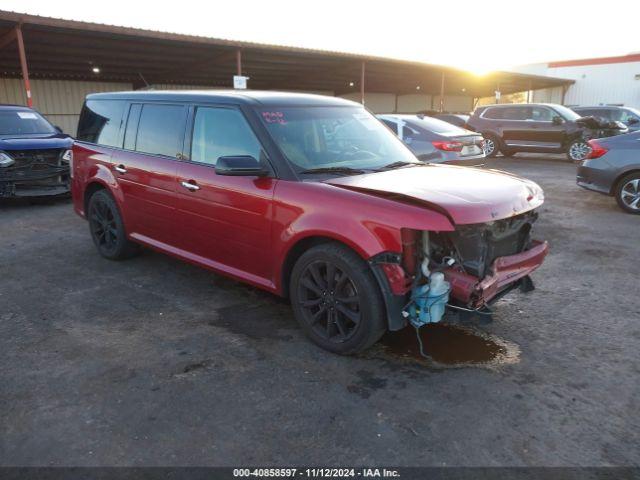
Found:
546,62 -> 640,108
1,78 -> 477,135
519,61 -> 640,108
0,78 -> 132,134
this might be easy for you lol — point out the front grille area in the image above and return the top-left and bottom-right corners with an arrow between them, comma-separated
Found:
0,149 -> 67,182
0,148 -> 70,197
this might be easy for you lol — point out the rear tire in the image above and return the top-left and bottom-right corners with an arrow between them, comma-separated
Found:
290,243 -> 387,355
615,172 -> 640,214
483,134 -> 501,158
87,189 -> 140,260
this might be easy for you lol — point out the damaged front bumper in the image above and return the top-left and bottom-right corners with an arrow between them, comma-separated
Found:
0,149 -> 70,198
443,240 -> 549,309
370,212 -> 549,330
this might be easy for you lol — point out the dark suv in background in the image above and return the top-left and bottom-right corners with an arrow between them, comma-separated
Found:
467,103 -> 628,161
572,106 -> 640,133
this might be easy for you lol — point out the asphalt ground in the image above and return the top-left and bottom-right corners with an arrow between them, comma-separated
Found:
1,156 -> 639,467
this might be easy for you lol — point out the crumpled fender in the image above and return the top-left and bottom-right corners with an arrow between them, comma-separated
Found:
271,181 -> 454,293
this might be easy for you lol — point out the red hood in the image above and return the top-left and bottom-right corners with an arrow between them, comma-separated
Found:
325,164 -> 544,225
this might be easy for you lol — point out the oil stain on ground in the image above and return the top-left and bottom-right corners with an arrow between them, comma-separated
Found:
379,323 -> 520,368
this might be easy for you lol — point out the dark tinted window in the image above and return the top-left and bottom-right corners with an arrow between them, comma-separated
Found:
123,104 -> 142,150
435,114 -> 467,127
529,106 -> 554,121
77,100 -> 125,146
191,107 -> 262,166
576,108 -> 607,119
482,107 -> 504,119
381,119 -> 398,134
410,117 -> 466,134
135,104 -> 186,158
502,106 -> 529,120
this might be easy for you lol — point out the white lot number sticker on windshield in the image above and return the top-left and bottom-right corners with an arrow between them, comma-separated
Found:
17,112 -> 38,120
353,112 -> 378,130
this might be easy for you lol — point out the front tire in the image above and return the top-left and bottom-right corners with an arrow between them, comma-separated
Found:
568,140 -> 590,162
615,173 -> 640,214
290,243 -> 386,355
87,189 -> 139,260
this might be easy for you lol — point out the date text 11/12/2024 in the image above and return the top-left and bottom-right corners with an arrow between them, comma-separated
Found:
233,468 -> 400,478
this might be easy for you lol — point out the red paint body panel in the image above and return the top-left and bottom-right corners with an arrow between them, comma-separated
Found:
72,143 -> 546,308
326,164 -> 544,225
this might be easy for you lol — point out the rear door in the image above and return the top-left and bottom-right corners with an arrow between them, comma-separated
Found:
174,105 -> 276,286
112,102 -> 186,248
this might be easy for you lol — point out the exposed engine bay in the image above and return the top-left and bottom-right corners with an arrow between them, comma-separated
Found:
387,210 -> 548,330
429,210 -> 538,279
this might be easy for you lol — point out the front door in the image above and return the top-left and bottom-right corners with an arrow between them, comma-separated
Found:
174,106 -> 276,287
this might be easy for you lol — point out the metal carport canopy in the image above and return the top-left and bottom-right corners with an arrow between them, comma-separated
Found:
0,9 -> 573,100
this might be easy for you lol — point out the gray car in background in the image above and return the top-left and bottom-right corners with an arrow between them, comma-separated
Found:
378,114 -> 485,165
577,131 -> 640,214
572,106 -> 640,133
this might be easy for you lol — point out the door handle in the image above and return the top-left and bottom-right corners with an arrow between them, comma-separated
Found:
180,180 -> 200,191
114,164 -> 127,174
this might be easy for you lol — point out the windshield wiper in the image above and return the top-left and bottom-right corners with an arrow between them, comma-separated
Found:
373,161 -> 419,171
299,166 -> 368,176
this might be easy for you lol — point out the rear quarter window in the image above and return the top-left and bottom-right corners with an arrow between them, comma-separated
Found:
77,100 -> 125,147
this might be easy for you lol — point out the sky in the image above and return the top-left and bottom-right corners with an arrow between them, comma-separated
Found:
3,0 -> 640,74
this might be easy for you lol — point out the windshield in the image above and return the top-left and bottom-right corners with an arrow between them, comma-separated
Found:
552,105 -> 581,121
259,107 -> 420,174
0,110 -> 56,136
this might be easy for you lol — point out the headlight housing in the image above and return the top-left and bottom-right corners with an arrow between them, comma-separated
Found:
0,151 -> 15,168
61,149 -> 73,177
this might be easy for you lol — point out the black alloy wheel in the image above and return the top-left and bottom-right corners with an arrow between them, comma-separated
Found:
87,189 -> 139,260
290,243 -> 386,355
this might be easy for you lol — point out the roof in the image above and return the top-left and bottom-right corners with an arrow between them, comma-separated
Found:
87,90 -> 361,107
475,103 -> 563,109
549,53 -> 640,68
0,10 -> 574,97
0,103 -> 32,110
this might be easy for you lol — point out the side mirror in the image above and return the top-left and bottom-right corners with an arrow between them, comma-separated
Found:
627,117 -> 639,125
552,116 -> 564,125
215,155 -> 269,177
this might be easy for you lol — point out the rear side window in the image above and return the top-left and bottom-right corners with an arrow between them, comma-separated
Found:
135,104 -> 186,158
77,100 -> 125,147
502,107 -> 528,120
482,107 -> 504,119
190,107 -> 262,166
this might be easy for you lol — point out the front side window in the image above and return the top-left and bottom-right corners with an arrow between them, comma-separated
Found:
191,107 -> 262,166
135,104 -> 186,158
77,100 -> 125,147
0,109 -> 56,136
258,107 -> 419,173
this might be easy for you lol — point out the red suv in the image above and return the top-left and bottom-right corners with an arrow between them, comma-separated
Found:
71,91 -> 548,354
